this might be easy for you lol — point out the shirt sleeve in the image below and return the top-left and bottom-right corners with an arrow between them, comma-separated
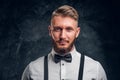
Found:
21,65 -> 30,80
97,62 -> 107,80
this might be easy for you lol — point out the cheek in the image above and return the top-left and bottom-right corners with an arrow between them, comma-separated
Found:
51,32 -> 60,40
67,32 -> 76,39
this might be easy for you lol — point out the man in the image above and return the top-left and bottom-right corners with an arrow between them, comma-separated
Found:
22,5 -> 107,80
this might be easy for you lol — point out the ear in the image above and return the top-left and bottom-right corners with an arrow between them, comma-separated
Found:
48,25 -> 52,36
76,27 -> 80,38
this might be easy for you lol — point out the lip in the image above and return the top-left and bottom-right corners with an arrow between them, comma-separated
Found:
58,41 -> 67,45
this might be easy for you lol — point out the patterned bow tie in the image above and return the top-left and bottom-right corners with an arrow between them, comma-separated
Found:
54,54 -> 72,63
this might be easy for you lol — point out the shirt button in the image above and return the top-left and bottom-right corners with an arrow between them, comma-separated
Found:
62,63 -> 64,66
62,79 -> 64,80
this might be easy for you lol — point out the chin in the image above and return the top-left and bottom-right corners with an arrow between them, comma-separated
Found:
58,45 -> 69,49
56,45 -> 73,53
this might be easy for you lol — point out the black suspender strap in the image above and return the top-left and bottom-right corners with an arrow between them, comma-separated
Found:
44,55 -> 48,80
78,54 -> 85,80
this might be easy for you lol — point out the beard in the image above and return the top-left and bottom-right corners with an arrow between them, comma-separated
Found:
52,38 -> 76,54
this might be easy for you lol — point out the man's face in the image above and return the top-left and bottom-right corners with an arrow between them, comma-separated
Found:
49,16 -> 80,53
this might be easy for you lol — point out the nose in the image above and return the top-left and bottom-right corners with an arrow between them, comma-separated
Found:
60,30 -> 66,39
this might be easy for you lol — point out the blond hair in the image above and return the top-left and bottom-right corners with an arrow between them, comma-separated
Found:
51,5 -> 79,21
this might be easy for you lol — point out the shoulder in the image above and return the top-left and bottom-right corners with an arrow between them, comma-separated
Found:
28,56 -> 45,72
76,51 -> 100,66
29,56 -> 45,67
83,55 -> 107,80
85,55 -> 99,64
22,56 -> 46,79
84,55 -> 102,71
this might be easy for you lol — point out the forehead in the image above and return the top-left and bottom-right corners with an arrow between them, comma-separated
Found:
51,16 -> 77,27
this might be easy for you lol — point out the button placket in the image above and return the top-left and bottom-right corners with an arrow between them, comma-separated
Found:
61,61 -> 66,80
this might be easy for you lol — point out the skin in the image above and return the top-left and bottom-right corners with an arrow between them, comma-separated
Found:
49,16 -> 80,54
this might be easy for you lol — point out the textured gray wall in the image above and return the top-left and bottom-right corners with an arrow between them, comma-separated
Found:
0,0 -> 120,80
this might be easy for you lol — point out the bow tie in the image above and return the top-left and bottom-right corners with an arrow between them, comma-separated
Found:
54,54 -> 72,63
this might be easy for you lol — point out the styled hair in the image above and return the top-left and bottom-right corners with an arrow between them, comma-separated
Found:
51,5 -> 79,21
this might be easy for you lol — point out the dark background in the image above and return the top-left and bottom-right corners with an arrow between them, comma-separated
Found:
0,0 -> 120,80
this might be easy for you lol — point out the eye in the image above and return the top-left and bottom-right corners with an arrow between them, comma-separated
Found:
66,27 -> 73,32
53,27 -> 62,32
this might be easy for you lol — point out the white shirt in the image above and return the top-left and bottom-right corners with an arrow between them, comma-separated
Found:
22,47 -> 107,80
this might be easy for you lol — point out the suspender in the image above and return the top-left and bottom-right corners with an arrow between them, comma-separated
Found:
44,55 -> 48,80
78,54 -> 85,80
44,54 -> 85,80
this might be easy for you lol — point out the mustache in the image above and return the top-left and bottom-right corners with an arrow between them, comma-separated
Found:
56,39 -> 69,43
